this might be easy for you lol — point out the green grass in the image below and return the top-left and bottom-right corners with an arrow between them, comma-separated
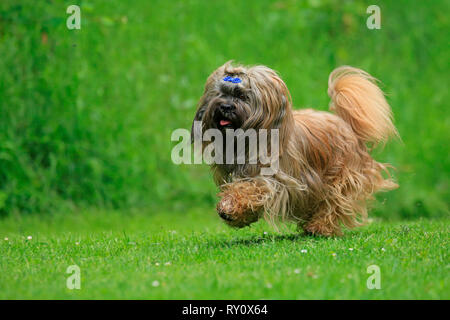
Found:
1,210 -> 448,299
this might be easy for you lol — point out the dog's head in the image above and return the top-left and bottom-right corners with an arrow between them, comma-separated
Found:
192,61 -> 292,138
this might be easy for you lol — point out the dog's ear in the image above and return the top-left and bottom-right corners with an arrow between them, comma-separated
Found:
191,106 -> 205,143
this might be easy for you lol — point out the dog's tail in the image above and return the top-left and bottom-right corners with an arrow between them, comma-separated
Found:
328,66 -> 399,146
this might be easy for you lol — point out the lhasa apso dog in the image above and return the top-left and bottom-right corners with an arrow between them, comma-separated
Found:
191,61 -> 398,236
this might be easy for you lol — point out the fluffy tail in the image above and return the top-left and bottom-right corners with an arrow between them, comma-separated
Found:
328,66 -> 399,146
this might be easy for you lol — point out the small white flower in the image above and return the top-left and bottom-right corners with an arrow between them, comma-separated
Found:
27,236 -> 32,240
332,253 -> 337,257
266,283 -> 272,289
301,249 -> 307,253
348,248 -> 354,251
263,232 -> 268,235
381,248 -> 386,252
294,268 -> 301,274
152,280 -> 160,287
155,262 -> 160,266
75,242 -> 80,246
164,262 -> 171,266
4,237 -> 8,241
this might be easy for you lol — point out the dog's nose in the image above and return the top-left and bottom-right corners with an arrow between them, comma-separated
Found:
220,104 -> 234,113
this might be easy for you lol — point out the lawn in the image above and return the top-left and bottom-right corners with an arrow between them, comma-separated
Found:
1,210 -> 448,299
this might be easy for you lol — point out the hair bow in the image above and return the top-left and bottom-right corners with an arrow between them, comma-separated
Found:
223,76 -> 242,84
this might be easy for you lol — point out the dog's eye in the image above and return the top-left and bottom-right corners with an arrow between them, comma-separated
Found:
233,88 -> 247,100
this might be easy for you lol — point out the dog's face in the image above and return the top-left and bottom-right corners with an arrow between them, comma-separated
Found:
191,62 -> 293,179
192,61 -> 292,137
203,78 -> 249,133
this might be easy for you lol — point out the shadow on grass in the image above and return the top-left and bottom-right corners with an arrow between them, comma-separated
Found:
210,232 -> 320,248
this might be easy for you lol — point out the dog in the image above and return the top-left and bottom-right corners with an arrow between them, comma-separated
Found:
191,61 -> 398,236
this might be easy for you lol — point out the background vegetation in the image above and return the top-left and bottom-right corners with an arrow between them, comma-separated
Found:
0,0 -> 448,218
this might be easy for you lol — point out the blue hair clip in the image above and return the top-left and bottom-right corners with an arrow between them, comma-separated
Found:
223,76 -> 242,84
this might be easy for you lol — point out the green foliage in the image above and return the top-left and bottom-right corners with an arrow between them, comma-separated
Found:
0,0 -> 448,218
0,210 -> 448,299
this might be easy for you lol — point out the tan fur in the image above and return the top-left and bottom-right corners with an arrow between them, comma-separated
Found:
193,62 -> 399,236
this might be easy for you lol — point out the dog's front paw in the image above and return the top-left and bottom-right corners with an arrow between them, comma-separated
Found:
217,194 -> 259,228
217,196 -> 236,221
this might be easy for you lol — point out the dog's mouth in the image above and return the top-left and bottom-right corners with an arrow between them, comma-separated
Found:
218,118 -> 234,129
210,102 -> 247,131
214,111 -> 238,130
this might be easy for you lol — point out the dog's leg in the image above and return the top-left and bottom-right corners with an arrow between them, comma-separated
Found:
302,202 -> 345,237
303,181 -> 371,237
216,179 -> 270,228
303,212 -> 342,237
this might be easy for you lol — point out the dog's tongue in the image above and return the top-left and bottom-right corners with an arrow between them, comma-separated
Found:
220,120 -> 231,126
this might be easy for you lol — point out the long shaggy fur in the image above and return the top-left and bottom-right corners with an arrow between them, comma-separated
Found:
192,62 -> 399,236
